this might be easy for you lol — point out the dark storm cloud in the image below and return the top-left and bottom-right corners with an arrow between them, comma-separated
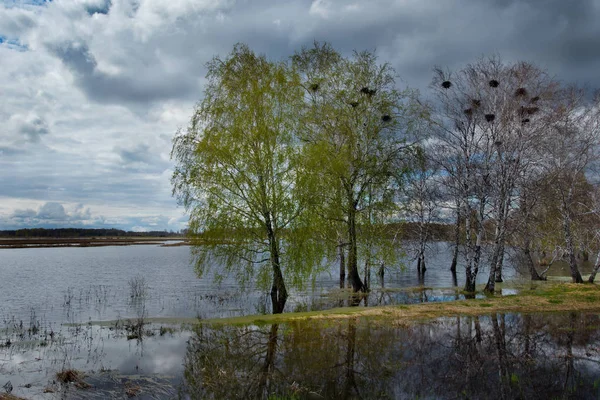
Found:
36,0 -> 600,106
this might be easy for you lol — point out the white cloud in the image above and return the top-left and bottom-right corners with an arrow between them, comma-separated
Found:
1,0 -> 600,232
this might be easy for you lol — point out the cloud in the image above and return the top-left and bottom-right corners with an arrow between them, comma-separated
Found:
8,202 -> 93,226
1,0 -> 600,232
16,114 -> 50,142
1,201 -> 186,231
84,0 -> 112,16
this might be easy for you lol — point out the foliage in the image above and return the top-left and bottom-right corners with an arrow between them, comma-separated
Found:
292,42 -> 426,290
171,44 -> 325,298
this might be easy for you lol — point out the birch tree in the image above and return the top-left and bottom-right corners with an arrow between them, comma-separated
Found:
537,90 -> 600,283
292,42 -> 424,292
171,44 -> 318,313
402,149 -> 442,279
431,57 -> 564,293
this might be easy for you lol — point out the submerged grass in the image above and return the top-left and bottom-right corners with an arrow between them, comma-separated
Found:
204,282 -> 600,327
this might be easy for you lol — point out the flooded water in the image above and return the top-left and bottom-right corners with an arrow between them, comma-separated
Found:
0,242 -> 521,326
0,242 -> 593,399
3,311 -> 600,399
182,312 -> 600,399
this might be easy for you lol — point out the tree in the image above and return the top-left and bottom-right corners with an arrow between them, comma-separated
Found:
171,44 -> 316,314
292,42 -> 424,292
402,149 -> 442,280
536,90 -> 600,283
430,57 -> 563,293
431,61 -> 500,293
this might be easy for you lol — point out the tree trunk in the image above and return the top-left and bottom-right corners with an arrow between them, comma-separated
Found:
363,259 -> 370,291
486,198 -> 507,293
588,250 -> 600,283
465,217 -> 483,294
266,218 -> 287,314
463,208 -> 476,294
485,237 -> 502,293
524,237 -> 544,281
451,269 -> 458,288
377,262 -> 385,285
495,243 -> 505,283
562,204 -> 583,283
338,238 -> 346,289
347,203 -> 365,292
451,207 -> 460,273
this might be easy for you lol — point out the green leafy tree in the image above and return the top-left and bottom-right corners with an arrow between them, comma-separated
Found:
171,44 -> 318,313
292,43 -> 424,292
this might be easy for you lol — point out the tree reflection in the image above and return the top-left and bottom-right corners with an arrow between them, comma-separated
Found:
183,313 -> 600,399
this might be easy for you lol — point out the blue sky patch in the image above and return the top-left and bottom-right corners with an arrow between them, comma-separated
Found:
0,35 -> 28,51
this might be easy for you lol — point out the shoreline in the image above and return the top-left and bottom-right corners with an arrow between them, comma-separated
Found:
0,237 -> 186,249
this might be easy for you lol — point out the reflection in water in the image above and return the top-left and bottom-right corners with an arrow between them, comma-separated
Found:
183,313 -> 600,399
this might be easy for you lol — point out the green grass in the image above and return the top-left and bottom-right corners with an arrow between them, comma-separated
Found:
201,282 -> 600,327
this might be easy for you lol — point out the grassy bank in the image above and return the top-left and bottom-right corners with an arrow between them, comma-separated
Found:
203,282 -> 600,326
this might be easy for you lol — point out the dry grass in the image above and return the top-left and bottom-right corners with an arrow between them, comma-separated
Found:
0,394 -> 28,400
125,383 -> 142,397
204,282 -> 600,326
56,369 -> 91,389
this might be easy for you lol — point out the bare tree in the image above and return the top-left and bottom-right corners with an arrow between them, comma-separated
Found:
430,57 -> 579,292
402,149 -> 442,279
431,58 -> 505,293
536,89 -> 600,283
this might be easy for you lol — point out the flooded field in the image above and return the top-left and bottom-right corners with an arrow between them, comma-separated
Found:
0,243 -> 520,326
0,243 -> 598,399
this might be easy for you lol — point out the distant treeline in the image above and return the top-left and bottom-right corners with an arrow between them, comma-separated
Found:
0,228 -> 184,238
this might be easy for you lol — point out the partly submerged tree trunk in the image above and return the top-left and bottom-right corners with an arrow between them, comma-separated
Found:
485,235 -> 502,293
417,251 -> 426,285
463,207 -> 476,295
451,207 -> 460,273
588,250 -> 600,283
485,197 -> 507,293
338,238 -> 346,289
465,207 -> 484,295
266,217 -> 287,314
347,202 -> 365,292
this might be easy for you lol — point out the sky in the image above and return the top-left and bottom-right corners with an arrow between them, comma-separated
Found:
1,0 -> 600,232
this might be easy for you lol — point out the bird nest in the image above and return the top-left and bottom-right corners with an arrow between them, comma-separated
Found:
515,87 -> 528,97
